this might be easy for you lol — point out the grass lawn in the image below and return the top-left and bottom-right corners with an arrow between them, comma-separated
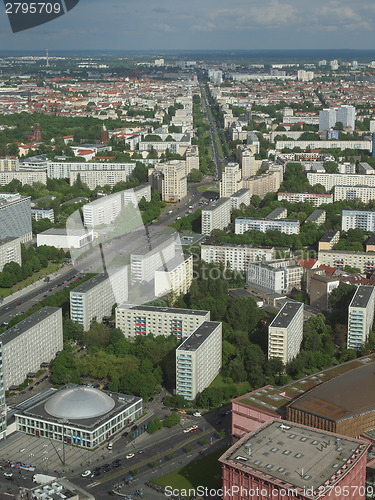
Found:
154,447 -> 225,490
214,133 -> 224,158
197,184 -> 217,193
0,262 -> 62,299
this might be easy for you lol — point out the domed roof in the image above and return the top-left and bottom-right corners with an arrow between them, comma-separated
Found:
44,386 -> 115,420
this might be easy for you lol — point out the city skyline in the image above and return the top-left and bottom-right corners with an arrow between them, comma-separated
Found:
0,0 -> 375,51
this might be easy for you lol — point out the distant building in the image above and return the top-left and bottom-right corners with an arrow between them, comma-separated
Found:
310,274 -> 340,311
0,171 -> 47,186
115,304 -> 210,340
347,285 -> 375,350
335,185 -> 375,204
130,234 -> 177,283
31,207 -> 54,222
0,193 -> 32,243
83,192 -> 122,227
248,259 -> 303,294
0,157 -> 18,172
318,249 -> 375,273
265,207 -> 287,220
123,184 -> 151,206
319,108 -> 336,131
336,105 -> 355,130
235,217 -> 300,235
230,188 -> 250,209
0,307 -> 63,391
176,321 -> 222,400
342,209 -> 375,232
0,236 -> 21,271
268,301 -> 304,364
305,209 -> 326,225
277,192 -> 333,206
242,165 -> 283,199
220,163 -> 242,198
148,160 -> 187,202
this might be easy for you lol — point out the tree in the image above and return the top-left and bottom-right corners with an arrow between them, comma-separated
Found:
225,296 -> 264,333
163,412 -> 180,428
188,169 -> 204,183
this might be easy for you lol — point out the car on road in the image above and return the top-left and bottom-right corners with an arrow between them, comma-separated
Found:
193,412 -> 202,417
126,453 -> 134,459
122,431 -> 128,437
81,470 -> 91,477
138,449 -> 144,454
189,428 -> 198,433
131,425 -> 137,430
215,419 -> 222,425
4,472 -> 13,478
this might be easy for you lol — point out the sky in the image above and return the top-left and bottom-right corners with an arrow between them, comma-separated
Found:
0,0 -> 374,52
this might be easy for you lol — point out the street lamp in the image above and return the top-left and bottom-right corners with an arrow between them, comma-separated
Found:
59,419 -> 67,466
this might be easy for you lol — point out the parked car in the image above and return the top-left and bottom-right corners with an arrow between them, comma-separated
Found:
193,412 -> 202,417
81,470 -> 91,478
126,453 -> 134,459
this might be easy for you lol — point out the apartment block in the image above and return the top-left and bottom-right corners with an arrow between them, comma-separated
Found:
0,171 -> 47,186
336,105 -> 356,130
0,193 -> 32,243
0,157 -> 18,172
70,267 -> 128,331
305,209 -> 326,225
115,304 -> 210,340
123,184 -> 151,206
48,161 -> 136,180
247,259 -> 303,294
220,163 -> 242,198
0,345 -> 6,440
319,108 -> 336,131
265,207 -> 287,220
366,234 -> 375,252
201,198 -> 231,236
131,234 -> 177,283
318,249 -> 375,273
335,185 -> 375,204
0,307 -> 63,391
310,275 -> 340,311
230,188 -> 250,209
318,230 -> 340,251
278,140 -> 372,152
83,192 -> 123,228
236,146 -> 260,178
176,321 -> 222,400
201,242 -> 275,273
308,172 -> 375,191
342,210 -> 375,232
235,217 -> 300,235
69,169 -> 128,190
357,162 -> 375,175
347,285 -> 375,350
154,254 -> 193,301
0,237 -> 21,271
185,145 -> 199,175
268,301 -> 304,364
148,161 -> 187,202
242,165 -> 283,199
277,192 -> 333,206
31,208 -> 54,222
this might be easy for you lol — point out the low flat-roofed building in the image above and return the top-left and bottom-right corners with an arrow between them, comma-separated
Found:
220,419 -> 369,500
37,228 -> 94,249
277,192 -> 333,206
236,217 -> 299,235
176,321 -> 222,400
116,303 -> 210,340
318,230 -> 340,251
287,359 -> 375,436
15,384 -> 142,449
28,477 -> 95,500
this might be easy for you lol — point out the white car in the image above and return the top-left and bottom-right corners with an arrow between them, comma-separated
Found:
4,472 -> 12,478
126,453 -> 135,459
193,412 -> 202,417
183,427 -> 192,433
81,470 -> 91,478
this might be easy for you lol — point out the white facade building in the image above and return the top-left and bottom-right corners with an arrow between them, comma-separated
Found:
235,217 -> 300,235
201,242 -> 275,273
201,198 -> 231,236
277,192 -> 333,206
347,285 -> 375,350
0,237 -> 21,271
335,186 -> 375,204
308,172 -> 375,191
131,234 -> 177,283
176,321 -> 222,400
115,304 -> 210,340
247,259 -> 303,293
230,188 -> 251,209
154,254 -> 193,301
83,192 -> 122,228
37,228 -> 94,249
319,109 -> 336,131
341,210 -> 375,232
220,163 -> 242,198
268,302 -> 304,364
0,307 -> 63,391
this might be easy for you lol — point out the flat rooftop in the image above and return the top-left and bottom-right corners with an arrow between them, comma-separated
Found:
236,217 -> 299,224
202,198 -> 230,212
269,302 -> 303,329
231,188 -> 250,198
202,241 -> 274,250
39,228 -> 89,236
220,420 -> 368,496
319,230 -> 339,242
131,233 -> 176,256
117,303 -> 209,317
0,307 -> 60,345
156,253 -> 191,272
290,359 -> 375,422
0,236 -> 19,246
177,321 -> 221,351
349,285 -> 375,309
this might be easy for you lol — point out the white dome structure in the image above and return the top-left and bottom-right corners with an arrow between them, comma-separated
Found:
44,386 -> 115,420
